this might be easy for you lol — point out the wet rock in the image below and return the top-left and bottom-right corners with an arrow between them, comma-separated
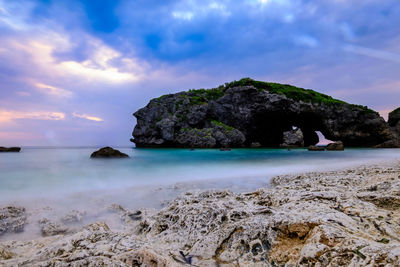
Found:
90,147 -> 129,158
219,147 -> 231,151
0,147 -> 21,152
0,207 -> 26,235
326,141 -> 344,151
308,145 -> 325,151
38,218 -> 68,236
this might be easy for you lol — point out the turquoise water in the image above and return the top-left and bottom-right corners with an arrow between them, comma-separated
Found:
0,147 -> 399,240
0,147 -> 399,203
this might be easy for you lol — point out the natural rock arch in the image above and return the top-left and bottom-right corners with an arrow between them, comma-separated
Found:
132,79 -> 392,148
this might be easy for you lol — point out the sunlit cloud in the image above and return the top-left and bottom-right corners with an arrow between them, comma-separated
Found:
0,110 -> 65,123
72,112 -> 104,122
172,11 -> 194,20
34,82 -> 73,98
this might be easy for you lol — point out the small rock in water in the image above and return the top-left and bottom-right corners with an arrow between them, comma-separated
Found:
39,218 -> 68,236
0,206 -> 27,235
0,147 -> 21,152
90,147 -> 129,158
219,147 -> 231,151
127,211 -> 142,221
326,141 -> 344,151
308,145 -> 325,151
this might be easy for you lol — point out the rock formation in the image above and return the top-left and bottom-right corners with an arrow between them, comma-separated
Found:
281,128 -> 304,147
0,147 -> 21,152
132,78 -> 391,148
90,147 -> 129,158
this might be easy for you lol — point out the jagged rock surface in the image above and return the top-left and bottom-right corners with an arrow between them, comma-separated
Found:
2,163 -> 400,266
326,141 -> 344,151
132,79 -> 391,148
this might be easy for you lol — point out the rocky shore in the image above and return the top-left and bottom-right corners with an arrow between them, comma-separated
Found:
1,161 -> 400,266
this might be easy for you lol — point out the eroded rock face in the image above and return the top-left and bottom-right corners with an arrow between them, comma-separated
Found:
90,147 -> 129,158
132,79 -> 391,148
326,141 -> 344,151
0,207 -> 26,236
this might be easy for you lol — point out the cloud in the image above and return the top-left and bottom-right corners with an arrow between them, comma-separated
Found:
344,44 -> 400,63
34,82 -> 73,98
0,110 -> 65,123
72,112 -> 104,122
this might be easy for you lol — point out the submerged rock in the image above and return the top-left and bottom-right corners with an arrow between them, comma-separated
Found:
90,147 -> 129,158
0,147 -> 21,152
132,78 -> 391,148
61,210 -> 86,224
326,141 -> 344,151
0,207 -> 26,235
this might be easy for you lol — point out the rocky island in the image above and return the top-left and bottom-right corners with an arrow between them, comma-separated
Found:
132,78 -> 397,148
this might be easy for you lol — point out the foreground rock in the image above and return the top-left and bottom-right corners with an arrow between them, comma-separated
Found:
0,207 -> 26,236
132,78 -> 391,148
90,147 -> 129,158
38,218 -> 68,237
0,147 -> 20,152
2,162 -> 400,266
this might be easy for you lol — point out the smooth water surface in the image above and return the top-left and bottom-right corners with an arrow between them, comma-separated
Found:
1,147 -> 399,203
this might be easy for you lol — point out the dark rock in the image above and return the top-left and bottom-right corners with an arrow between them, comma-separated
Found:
375,107 -> 400,148
326,141 -> 344,151
308,146 -> 325,151
0,147 -> 21,152
280,128 -> 304,147
219,148 -> 231,151
90,147 -> 129,158
132,78 -> 391,148
0,206 -> 27,235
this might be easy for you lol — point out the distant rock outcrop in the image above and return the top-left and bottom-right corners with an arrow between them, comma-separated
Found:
374,107 -> 400,148
132,78 -> 392,148
90,147 -> 129,158
281,128 -> 304,147
0,147 -> 21,152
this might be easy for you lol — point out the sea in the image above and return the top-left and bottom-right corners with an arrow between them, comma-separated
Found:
0,147 -> 399,240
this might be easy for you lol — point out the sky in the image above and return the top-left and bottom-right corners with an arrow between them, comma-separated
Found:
0,0 -> 399,146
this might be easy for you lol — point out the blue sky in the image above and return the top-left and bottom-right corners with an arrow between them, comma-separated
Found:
0,0 -> 399,146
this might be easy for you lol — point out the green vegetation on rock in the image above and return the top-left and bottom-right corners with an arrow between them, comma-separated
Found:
211,120 -> 234,132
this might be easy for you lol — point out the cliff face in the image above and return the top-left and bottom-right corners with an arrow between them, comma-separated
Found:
132,78 -> 392,148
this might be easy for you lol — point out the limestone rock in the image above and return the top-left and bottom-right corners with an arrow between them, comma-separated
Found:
90,147 -> 129,158
326,141 -> 344,151
132,78 -> 391,148
0,206 -> 26,235
61,210 -> 86,224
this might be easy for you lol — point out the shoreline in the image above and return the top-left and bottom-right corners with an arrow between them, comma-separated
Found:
1,159 -> 400,265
